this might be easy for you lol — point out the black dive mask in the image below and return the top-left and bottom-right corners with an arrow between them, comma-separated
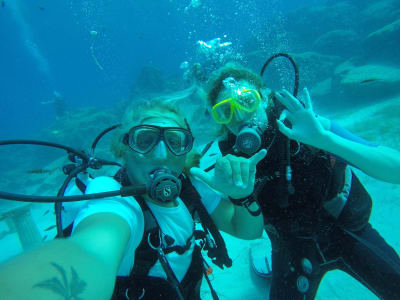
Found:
233,122 -> 264,155
147,168 -> 182,203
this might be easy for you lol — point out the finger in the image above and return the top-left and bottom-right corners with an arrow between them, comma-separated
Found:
249,149 -> 267,166
280,109 -> 295,124
277,119 -> 293,139
248,167 -> 256,189
274,91 -> 294,112
303,87 -> 313,111
229,158 -> 243,187
248,150 -> 266,184
276,91 -> 300,112
279,109 -> 287,121
281,89 -> 303,111
215,157 -> 233,184
190,167 -> 214,188
240,160 -> 250,187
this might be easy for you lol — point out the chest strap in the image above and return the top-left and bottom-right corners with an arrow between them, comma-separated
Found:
138,196 -> 195,256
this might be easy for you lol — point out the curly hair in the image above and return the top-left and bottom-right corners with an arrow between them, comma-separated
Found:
206,63 -> 265,107
204,63 -> 269,139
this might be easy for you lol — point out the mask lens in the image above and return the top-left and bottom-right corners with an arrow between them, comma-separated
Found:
212,101 -> 233,124
164,129 -> 192,155
129,127 -> 159,154
235,89 -> 260,111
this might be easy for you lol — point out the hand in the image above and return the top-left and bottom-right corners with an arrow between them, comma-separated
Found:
275,88 -> 328,148
190,149 -> 267,199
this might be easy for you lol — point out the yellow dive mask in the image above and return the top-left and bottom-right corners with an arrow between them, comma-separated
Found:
211,88 -> 261,124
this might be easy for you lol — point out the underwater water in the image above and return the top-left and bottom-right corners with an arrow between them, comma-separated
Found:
0,0 -> 399,299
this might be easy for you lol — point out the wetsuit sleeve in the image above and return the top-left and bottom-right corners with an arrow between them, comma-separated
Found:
330,120 -> 378,147
72,176 -> 145,276
329,121 -> 378,165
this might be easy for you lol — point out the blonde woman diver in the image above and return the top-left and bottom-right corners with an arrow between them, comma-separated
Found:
0,95 -> 265,300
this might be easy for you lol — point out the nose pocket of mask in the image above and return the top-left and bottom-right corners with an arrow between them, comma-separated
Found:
152,140 -> 168,158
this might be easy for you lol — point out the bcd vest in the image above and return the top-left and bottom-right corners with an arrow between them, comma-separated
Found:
219,130 -> 372,237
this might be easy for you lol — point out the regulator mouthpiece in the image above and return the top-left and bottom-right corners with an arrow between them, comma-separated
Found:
234,124 -> 263,155
147,169 -> 181,203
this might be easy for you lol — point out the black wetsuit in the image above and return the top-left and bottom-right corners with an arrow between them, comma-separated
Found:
219,132 -> 400,300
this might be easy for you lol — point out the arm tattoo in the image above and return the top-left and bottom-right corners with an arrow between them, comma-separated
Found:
33,262 -> 86,300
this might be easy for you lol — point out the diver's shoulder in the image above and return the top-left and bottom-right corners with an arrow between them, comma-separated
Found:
85,176 -> 121,193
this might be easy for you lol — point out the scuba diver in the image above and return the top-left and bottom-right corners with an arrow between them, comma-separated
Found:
0,96 -> 265,300
197,61 -> 400,299
40,91 -> 68,119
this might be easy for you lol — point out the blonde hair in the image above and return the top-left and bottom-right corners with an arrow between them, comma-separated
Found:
111,97 -> 187,159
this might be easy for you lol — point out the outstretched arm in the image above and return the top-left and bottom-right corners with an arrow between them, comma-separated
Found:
275,88 -> 400,184
315,127 -> 400,183
0,213 -> 130,300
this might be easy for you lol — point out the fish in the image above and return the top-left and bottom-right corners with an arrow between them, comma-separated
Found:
360,79 -> 377,84
39,6 -> 45,11
42,235 -> 48,241
44,225 -> 57,231
1,1 -> 4,8
27,167 -> 57,174
27,169 -> 51,174
43,209 -> 50,216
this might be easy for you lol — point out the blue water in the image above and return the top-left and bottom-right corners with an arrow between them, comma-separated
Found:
0,0 -> 321,139
0,1 -> 400,299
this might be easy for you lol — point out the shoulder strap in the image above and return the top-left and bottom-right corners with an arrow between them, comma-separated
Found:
132,196 -> 187,300
75,177 -> 87,194
180,175 -> 232,269
129,196 -> 159,278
